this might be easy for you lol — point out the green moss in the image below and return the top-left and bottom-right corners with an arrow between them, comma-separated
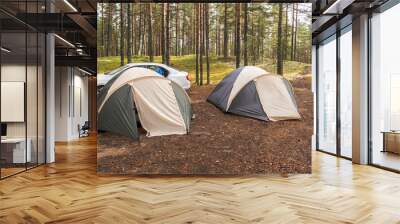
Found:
97,55 -> 310,83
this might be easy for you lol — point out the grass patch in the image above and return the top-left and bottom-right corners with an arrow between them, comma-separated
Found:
98,55 -> 311,83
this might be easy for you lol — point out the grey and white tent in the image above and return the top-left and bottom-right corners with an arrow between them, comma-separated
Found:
207,66 -> 300,121
98,67 -> 192,140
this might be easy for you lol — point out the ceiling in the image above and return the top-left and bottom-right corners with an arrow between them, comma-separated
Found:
0,0 -> 97,74
311,0 -> 390,42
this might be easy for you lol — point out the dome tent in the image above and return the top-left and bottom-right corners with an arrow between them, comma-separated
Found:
207,66 -> 300,121
98,67 -> 192,140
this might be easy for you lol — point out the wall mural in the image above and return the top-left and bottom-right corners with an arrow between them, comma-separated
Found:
96,3 -> 313,175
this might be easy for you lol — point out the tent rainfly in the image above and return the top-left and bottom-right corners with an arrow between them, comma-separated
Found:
207,66 -> 301,121
97,67 -> 192,140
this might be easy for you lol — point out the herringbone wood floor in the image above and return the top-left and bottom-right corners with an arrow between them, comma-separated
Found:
1,135 -> 400,224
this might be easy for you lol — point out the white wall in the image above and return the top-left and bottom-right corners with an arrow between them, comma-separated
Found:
55,67 -> 89,141
1,62 -> 47,164
1,64 -> 43,139
55,66 -> 70,141
72,72 -> 89,138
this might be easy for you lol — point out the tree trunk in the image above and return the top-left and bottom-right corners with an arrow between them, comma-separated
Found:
106,4 -> 112,56
101,3 -> 104,57
134,5 -> 138,54
205,4 -> 210,85
166,3 -> 170,65
260,12 -> 264,62
138,5 -> 143,55
141,6 -> 146,56
114,31 -> 118,56
175,4 -> 179,56
252,14 -> 256,65
127,4 -> 132,63
291,4 -> 295,61
223,3 -> 228,60
257,15 -> 261,63
293,4 -> 298,61
161,4 -> 166,64
192,5 -> 196,54
215,12 -> 218,56
120,3 -> 125,66
131,4 -> 137,56
235,3 -> 241,68
243,3 -> 248,66
141,6 -> 144,56
284,4 -> 288,60
143,13 -> 147,56
277,4 -> 283,75
199,4 -> 204,86
148,3 -> 154,62
216,11 -> 221,56
181,8 -> 185,56
195,4 -> 199,85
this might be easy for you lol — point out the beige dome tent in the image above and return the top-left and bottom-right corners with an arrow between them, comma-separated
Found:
98,67 -> 192,139
207,66 -> 300,121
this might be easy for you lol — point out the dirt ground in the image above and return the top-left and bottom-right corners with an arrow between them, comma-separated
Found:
97,75 -> 313,175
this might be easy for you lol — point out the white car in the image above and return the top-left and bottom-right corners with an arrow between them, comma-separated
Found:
97,63 -> 191,90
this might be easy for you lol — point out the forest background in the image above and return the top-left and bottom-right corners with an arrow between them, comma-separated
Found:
97,3 -> 312,84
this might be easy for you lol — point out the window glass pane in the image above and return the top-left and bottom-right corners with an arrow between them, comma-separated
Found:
1,29 -> 27,177
340,27 -> 352,158
38,32 -> 45,165
317,35 -> 337,154
0,0 -> 46,179
27,31 -> 38,169
371,3 -> 400,171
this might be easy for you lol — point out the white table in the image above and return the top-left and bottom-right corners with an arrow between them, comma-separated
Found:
1,138 -> 31,163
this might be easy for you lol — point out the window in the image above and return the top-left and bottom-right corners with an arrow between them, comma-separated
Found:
148,65 -> 169,77
339,26 -> 352,158
317,35 -> 337,154
316,23 -> 353,159
0,1 -> 47,179
370,3 -> 400,171
134,65 -> 169,77
1,29 -> 28,178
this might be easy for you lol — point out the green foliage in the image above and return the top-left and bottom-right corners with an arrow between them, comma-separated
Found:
98,55 -> 310,84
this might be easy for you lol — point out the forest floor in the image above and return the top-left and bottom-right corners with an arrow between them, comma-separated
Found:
97,74 -> 313,175
97,55 -> 311,84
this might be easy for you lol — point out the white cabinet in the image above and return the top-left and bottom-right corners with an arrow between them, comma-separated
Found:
1,138 -> 31,163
